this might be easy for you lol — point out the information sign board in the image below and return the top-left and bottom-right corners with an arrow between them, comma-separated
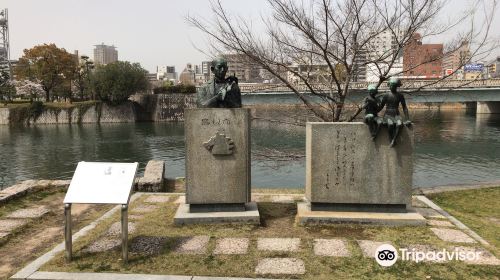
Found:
63,162 -> 138,204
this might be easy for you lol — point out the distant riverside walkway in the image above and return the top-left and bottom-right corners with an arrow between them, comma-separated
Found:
239,78 -> 500,93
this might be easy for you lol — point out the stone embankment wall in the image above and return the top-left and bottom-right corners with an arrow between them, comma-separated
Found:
0,108 -> 9,125
0,102 -> 136,125
131,93 -> 196,122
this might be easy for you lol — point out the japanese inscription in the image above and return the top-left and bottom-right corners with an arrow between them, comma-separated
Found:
326,129 -> 357,190
201,118 -> 231,126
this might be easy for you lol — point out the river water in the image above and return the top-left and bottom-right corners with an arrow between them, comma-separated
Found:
1,109 -> 499,189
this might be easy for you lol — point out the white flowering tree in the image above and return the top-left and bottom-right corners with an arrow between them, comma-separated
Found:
15,79 -> 45,102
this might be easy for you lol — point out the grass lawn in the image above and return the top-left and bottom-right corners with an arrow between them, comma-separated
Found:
44,100 -> 99,109
0,188 -> 113,279
428,187 -> 500,257
41,194 -> 500,279
0,100 -> 98,109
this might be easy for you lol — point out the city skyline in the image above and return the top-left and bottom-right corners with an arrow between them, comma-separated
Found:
2,0 -> 499,73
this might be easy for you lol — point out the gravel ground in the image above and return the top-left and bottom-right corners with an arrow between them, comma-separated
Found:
130,236 -> 168,255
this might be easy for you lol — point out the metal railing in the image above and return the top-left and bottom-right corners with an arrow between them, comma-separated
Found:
239,78 -> 500,93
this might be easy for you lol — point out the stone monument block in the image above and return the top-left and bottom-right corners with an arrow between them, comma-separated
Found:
306,122 -> 413,211
185,108 -> 251,209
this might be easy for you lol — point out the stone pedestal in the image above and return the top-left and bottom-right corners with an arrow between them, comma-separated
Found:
174,108 -> 259,225
298,122 -> 425,226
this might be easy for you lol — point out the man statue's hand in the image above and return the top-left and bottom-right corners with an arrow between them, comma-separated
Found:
404,120 -> 412,127
220,83 -> 234,101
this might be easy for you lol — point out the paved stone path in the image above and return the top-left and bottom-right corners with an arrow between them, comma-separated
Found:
106,222 -> 136,236
415,208 -> 446,219
452,246 -> 500,265
14,192 -> 496,279
357,240 -> 393,258
427,219 -> 454,227
313,239 -> 351,257
131,205 -> 158,214
0,219 -> 28,233
145,196 -> 170,203
84,237 -> 121,253
255,258 -> 305,275
257,238 -> 300,252
6,206 -> 50,219
174,236 -> 210,254
214,238 -> 249,255
430,228 -> 477,243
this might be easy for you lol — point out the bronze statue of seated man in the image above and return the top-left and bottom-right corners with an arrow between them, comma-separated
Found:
196,57 -> 242,108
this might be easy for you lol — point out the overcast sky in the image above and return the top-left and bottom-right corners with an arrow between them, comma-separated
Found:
2,0 -> 499,73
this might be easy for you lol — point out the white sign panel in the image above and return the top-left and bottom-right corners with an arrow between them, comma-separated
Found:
64,162 -> 138,204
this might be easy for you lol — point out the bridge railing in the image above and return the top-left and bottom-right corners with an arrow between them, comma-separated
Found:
239,78 -> 500,93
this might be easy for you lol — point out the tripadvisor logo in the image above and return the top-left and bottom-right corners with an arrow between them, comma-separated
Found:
375,244 -> 481,266
375,244 -> 398,267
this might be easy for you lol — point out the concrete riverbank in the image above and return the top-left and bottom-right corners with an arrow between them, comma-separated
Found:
0,93 -> 474,125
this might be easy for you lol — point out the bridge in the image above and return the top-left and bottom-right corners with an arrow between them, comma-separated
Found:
239,79 -> 500,114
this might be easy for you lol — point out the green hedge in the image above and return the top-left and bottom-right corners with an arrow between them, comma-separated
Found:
153,84 -> 196,94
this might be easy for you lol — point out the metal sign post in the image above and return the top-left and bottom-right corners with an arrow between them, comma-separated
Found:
121,204 -> 128,264
64,203 -> 72,261
63,162 -> 138,264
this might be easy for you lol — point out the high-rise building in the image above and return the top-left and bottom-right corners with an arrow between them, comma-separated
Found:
442,41 -> 471,79
365,30 -> 405,82
179,63 -> 195,85
223,53 -> 260,83
352,49 -> 368,82
202,61 -> 212,76
403,33 -> 443,79
157,65 -> 177,82
486,57 -> 500,78
93,43 -> 118,65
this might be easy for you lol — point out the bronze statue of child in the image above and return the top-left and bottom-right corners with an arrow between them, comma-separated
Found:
379,77 -> 412,147
363,84 -> 383,140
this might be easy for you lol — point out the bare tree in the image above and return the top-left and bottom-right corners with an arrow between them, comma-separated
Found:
188,0 -> 498,122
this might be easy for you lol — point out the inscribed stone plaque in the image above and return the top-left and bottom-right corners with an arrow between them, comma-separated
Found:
63,162 -> 138,204
305,123 -> 413,207
185,108 -> 250,204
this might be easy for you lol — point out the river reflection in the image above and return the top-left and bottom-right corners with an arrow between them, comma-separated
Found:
0,110 -> 499,189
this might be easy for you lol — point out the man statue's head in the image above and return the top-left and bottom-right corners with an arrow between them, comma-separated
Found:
211,57 -> 228,81
367,84 -> 378,97
388,77 -> 402,92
